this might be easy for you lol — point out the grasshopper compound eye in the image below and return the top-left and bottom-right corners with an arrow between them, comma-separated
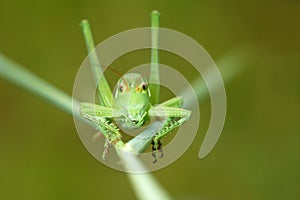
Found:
119,85 -> 124,92
141,82 -> 147,91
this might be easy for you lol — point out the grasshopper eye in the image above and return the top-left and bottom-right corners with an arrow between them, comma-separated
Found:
119,85 -> 124,92
141,82 -> 147,91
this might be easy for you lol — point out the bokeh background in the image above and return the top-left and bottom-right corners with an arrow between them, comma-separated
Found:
0,0 -> 299,199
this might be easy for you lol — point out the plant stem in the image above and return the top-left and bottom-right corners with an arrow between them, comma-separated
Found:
0,53 -> 80,117
182,44 -> 259,106
127,173 -> 172,200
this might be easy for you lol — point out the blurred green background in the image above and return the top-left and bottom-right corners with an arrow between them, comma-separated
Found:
0,0 -> 299,199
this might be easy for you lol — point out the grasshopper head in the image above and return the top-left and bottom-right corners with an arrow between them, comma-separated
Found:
114,73 -> 151,128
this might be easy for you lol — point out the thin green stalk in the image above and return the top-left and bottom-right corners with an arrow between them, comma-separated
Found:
127,120 -> 164,153
127,173 -> 171,200
0,54 -> 80,117
182,44 -> 260,106
116,146 -> 172,199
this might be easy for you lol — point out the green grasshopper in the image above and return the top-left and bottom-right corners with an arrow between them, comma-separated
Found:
79,11 -> 191,163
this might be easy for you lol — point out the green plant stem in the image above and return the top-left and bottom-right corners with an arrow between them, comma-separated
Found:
182,44 -> 259,106
115,146 -> 172,200
0,54 -> 80,117
127,173 -> 172,200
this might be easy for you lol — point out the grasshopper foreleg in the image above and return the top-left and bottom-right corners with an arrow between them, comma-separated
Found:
149,99 -> 191,163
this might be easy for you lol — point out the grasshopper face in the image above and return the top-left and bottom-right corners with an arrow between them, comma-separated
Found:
114,73 -> 151,128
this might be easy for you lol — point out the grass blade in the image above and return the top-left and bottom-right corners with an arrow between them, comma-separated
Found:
0,53 -> 80,117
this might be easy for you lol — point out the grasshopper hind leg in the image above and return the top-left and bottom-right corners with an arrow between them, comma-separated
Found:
151,139 -> 163,163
